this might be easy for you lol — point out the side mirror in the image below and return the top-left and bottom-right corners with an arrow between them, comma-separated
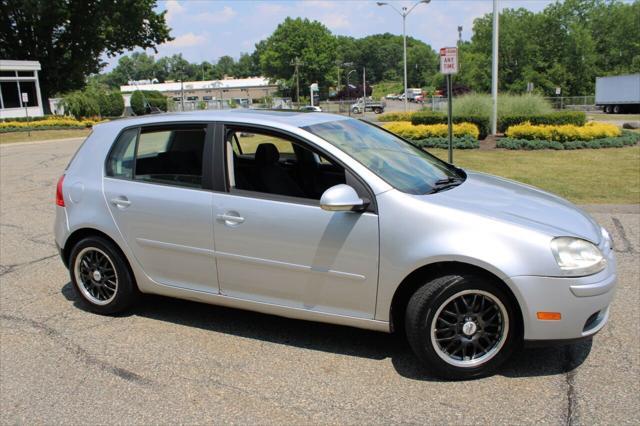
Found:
320,184 -> 366,212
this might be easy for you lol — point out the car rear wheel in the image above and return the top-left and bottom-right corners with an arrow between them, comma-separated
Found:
352,107 -> 360,114
69,236 -> 138,314
405,274 -> 519,380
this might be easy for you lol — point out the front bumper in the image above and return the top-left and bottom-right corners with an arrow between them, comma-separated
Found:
511,256 -> 617,343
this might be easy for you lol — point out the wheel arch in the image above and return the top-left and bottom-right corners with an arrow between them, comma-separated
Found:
62,228 -> 135,293
389,261 -> 524,336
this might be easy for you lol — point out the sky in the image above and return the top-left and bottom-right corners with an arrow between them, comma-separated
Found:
104,0 -> 560,71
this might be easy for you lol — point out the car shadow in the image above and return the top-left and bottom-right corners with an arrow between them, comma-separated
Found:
61,282 -> 592,382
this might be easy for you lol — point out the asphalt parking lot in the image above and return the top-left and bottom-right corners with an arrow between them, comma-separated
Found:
1,137 -> 638,424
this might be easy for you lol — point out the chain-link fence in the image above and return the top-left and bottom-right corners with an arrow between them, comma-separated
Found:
544,96 -> 597,111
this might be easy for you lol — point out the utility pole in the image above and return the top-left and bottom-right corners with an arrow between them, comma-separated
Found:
491,0 -> 499,135
363,67 -> 366,118
377,0 -> 431,112
458,25 -> 463,45
290,57 -> 305,104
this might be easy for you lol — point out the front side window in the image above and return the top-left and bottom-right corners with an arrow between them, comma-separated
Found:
303,119 -> 463,195
226,128 -> 345,200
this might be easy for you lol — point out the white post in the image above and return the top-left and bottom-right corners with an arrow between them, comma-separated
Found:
310,85 -> 314,107
402,14 -> 408,112
491,0 -> 499,135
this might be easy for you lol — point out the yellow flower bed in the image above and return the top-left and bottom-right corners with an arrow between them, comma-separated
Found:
0,116 -> 102,130
383,121 -> 480,139
505,121 -> 621,142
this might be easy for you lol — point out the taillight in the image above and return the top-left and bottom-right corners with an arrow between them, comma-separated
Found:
56,175 -> 65,207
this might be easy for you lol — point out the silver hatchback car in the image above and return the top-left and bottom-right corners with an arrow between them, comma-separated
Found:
54,110 -> 617,379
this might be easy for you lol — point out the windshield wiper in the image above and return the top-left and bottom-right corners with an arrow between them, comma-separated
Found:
431,177 -> 464,193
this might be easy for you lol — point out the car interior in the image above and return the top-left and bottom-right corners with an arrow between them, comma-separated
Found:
134,126 -> 207,188
226,129 -> 346,200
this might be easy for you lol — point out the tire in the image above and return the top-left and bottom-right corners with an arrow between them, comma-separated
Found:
405,274 -> 519,380
69,236 -> 138,315
373,107 -> 383,114
604,105 -> 612,114
352,107 -> 360,114
613,105 -> 622,114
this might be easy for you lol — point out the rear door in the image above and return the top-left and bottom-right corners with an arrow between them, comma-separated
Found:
103,123 -> 218,294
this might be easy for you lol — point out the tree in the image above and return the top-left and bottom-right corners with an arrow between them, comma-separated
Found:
0,0 -> 171,108
256,17 -> 338,98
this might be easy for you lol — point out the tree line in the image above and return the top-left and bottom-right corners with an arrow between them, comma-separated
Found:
1,0 -> 638,105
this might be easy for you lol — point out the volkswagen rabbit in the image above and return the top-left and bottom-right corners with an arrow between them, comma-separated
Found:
54,110 -> 616,379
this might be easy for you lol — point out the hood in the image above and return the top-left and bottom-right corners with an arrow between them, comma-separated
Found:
423,171 -> 602,244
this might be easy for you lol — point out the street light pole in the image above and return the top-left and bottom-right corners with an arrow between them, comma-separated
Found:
346,69 -> 356,117
491,0 -> 499,135
377,0 -> 430,112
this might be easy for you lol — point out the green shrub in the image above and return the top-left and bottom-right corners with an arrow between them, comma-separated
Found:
130,90 -> 167,115
97,91 -> 125,117
497,131 -> 639,150
499,111 -> 586,132
377,112 -> 415,122
412,135 -> 479,149
411,112 -> 490,139
61,90 -> 100,119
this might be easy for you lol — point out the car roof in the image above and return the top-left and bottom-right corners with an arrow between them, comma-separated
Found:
95,109 -> 349,131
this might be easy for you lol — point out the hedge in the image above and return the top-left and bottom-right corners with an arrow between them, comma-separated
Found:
411,112 -> 490,140
130,90 -> 168,115
383,121 -> 479,139
0,116 -> 102,133
377,112 -> 415,122
497,131 -> 639,150
412,135 -> 479,149
505,122 -> 620,142
499,111 -> 586,132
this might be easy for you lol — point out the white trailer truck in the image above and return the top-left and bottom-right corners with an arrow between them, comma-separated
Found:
595,74 -> 640,114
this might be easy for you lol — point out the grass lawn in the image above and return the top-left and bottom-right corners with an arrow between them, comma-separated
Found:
0,128 -> 91,144
587,113 -> 640,122
428,146 -> 640,204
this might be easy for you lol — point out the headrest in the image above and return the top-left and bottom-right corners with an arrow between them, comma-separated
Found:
255,143 -> 280,165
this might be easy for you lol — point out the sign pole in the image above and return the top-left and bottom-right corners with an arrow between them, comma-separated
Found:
440,46 -> 458,164
21,92 -> 30,137
447,75 -> 453,163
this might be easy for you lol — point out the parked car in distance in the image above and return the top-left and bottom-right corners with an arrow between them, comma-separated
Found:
55,110 -> 616,379
350,98 -> 385,114
385,94 -> 400,100
299,105 -> 322,112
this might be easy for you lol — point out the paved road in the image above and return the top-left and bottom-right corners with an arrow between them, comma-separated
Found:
1,138 -> 638,424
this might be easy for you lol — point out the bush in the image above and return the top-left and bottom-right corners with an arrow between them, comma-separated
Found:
130,90 -> 168,115
61,90 -> 100,119
411,112 -> 490,139
497,131 -> 639,150
505,122 -> 621,142
412,135 -> 479,149
97,91 -> 125,117
377,112 -> 415,122
499,111 -> 586,132
383,121 -> 480,139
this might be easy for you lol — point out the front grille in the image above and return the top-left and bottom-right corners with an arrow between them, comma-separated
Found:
583,311 -> 601,332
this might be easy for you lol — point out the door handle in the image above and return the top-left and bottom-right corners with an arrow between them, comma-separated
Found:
217,213 -> 245,225
110,197 -> 131,208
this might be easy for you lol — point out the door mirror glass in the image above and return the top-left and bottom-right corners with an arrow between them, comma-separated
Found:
320,184 -> 366,212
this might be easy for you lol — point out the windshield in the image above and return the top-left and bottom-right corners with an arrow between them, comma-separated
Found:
302,119 -> 463,195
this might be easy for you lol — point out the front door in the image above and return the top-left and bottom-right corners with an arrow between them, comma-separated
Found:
103,124 -> 218,294
212,126 -> 379,319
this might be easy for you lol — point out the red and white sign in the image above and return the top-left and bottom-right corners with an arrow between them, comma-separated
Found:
440,47 -> 458,74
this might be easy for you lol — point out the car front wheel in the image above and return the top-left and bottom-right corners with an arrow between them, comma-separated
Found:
405,274 -> 519,380
69,236 -> 138,315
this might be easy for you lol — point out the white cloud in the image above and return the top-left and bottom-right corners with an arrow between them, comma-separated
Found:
322,13 -> 350,30
194,6 -> 237,24
163,32 -> 207,48
164,0 -> 185,24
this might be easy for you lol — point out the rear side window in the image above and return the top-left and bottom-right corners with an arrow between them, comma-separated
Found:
106,128 -> 138,179
134,125 -> 206,189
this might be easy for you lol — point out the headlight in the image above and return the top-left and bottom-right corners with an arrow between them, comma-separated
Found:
550,237 -> 606,276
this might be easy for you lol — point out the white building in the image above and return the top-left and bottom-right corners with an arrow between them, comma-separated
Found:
120,77 -> 278,106
0,60 -> 44,119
